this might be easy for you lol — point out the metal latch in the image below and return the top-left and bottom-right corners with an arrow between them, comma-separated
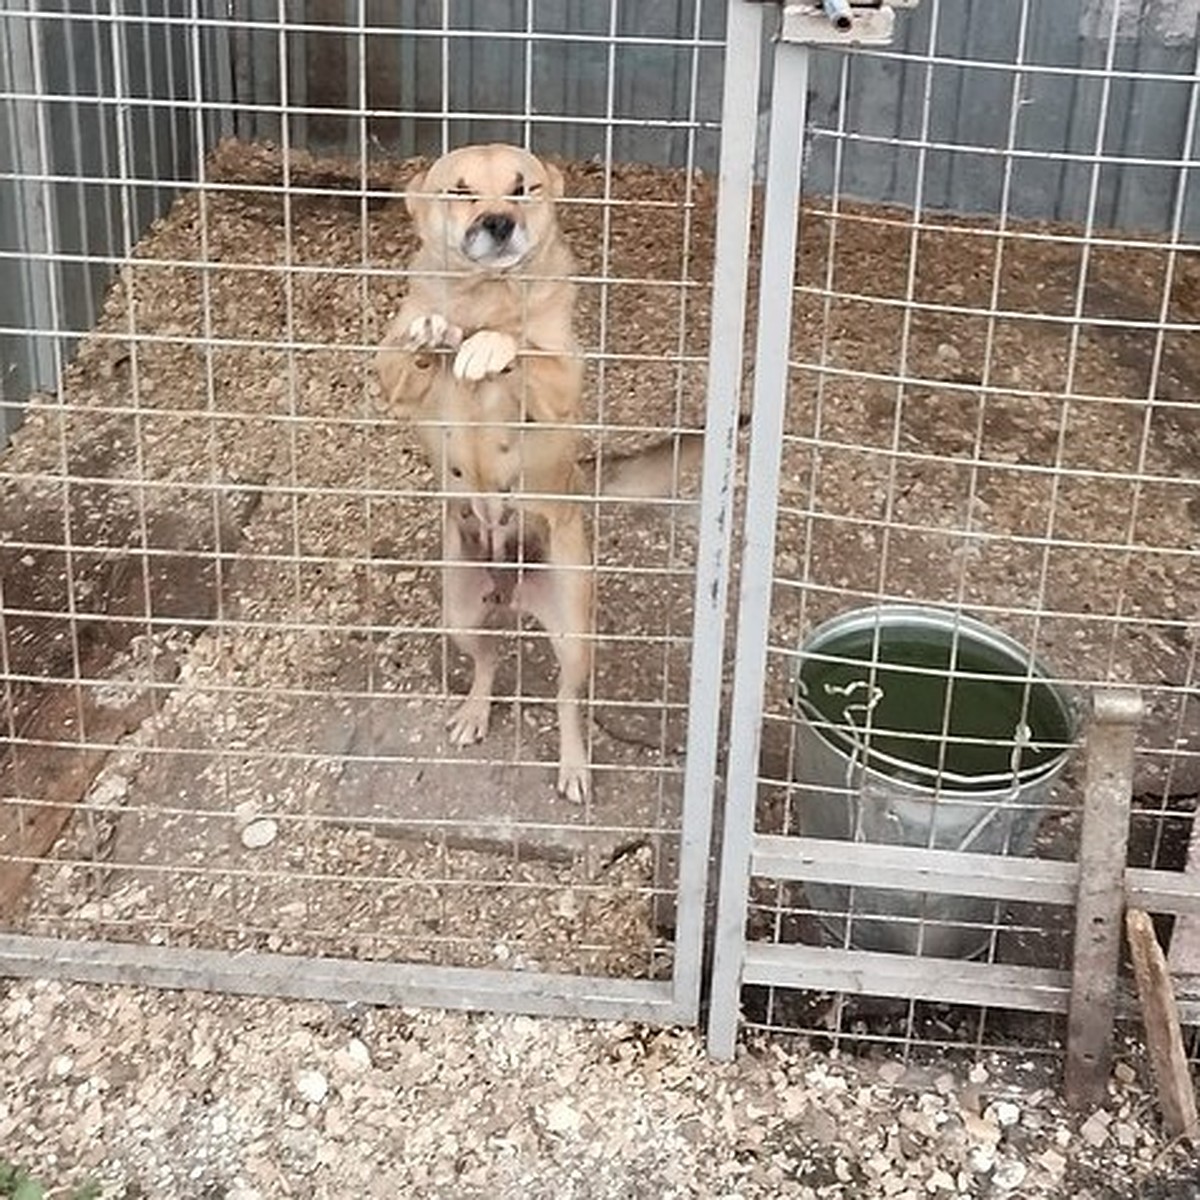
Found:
780,1 -> 918,46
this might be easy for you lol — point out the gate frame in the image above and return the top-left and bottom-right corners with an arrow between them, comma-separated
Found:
0,0 -> 766,1027
703,5 -> 1200,1063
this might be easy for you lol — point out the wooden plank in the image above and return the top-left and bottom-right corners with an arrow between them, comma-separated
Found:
0,679 -> 151,915
1126,908 -> 1200,1142
1171,989 -> 1200,1028
1167,817 -> 1200,977
0,477 -> 255,918
742,943 -> 1070,1012
1128,866 -> 1200,920
1066,688 -> 1143,1108
752,834 -> 1078,906
0,934 -> 682,1023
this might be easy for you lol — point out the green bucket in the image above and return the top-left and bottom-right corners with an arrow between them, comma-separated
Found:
792,605 -> 1077,957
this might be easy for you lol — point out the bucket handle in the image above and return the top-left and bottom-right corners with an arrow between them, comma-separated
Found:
811,679 -> 1043,848
820,679 -> 884,802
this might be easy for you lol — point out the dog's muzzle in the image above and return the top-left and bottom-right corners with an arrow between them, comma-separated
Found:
462,211 -> 527,267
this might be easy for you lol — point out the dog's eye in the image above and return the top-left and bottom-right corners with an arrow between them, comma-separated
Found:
449,466 -> 463,478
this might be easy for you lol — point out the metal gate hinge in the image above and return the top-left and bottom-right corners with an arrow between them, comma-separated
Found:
779,1 -> 918,46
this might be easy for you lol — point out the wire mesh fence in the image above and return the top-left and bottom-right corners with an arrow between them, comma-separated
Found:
709,0 -> 1200,1064
0,0 -> 740,1022
3,0 -> 1200,1062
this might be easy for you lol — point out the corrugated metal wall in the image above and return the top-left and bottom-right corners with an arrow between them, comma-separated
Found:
803,0 -> 1200,232
228,2 -> 1200,234
226,0 -> 727,171
0,1 -> 213,436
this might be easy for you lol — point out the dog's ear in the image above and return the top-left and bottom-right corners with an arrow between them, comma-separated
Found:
404,170 -> 427,219
543,162 -> 565,199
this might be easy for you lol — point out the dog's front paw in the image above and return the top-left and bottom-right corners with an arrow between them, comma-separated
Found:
556,759 -> 590,805
405,313 -> 463,351
453,330 -> 518,381
447,695 -> 491,746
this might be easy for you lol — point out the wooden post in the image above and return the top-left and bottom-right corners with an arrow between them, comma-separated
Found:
1167,816 -> 1200,992
1126,908 -> 1200,1141
1065,688 -> 1143,1107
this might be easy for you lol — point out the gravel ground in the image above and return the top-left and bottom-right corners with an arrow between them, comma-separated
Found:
2,977 -> 1197,1200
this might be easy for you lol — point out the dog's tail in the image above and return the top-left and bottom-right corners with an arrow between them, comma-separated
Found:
585,411 -> 750,499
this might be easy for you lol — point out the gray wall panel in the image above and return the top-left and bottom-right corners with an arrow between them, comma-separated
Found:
227,1 -> 1197,236
1,1 -> 206,443
3,2 -> 1199,444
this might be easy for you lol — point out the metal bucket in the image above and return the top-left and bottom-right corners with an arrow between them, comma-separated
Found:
792,605 -> 1076,958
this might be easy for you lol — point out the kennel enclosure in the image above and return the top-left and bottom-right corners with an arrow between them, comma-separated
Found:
2,1 -> 1200,1069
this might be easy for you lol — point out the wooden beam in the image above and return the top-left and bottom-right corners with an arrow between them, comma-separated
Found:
743,942 -> 1070,1012
752,833 -> 1078,905
0,486 -> 254,918
1128,865 -> 1200,919
0,680 -> 152,915
1126,907 -> 1200,1142
1167,812 -> 1200,980
1066,688 -> 1143,1107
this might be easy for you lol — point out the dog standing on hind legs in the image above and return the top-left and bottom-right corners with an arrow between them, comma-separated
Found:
429,380 -> 593,803
376,143 -> 707,802
375,142 -> 592,800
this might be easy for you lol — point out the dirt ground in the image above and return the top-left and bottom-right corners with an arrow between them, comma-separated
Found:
1,141 -> 711,974
2,139 -> 1200,1014
2,976 -> 1198,1200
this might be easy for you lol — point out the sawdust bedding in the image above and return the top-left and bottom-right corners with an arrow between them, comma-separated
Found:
4,138 -> 1199,978
4,139 -> 712,974
4,976 -> 1199,1200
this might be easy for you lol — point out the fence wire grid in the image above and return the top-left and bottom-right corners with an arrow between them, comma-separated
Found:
708,0 -> 1200,1065
2,0 -> 1200,1061
0,0 -> 735,1023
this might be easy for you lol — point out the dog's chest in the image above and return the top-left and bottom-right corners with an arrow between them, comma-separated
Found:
455,508 -> 551,608
441,277 -> 539,334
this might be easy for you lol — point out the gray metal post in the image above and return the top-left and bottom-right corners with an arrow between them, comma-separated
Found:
707,39 -> 812,1060
672,0 -> 767,1026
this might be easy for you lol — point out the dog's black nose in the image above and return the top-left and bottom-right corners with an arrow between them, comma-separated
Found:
480,212 -> 515,242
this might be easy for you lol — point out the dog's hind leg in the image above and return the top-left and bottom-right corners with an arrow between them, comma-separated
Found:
520,533 -> 594,803
444,525 -> 498,747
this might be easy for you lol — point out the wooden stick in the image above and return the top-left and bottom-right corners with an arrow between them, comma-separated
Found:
0,684 -> 151,917
1126,907 -> 1200,1142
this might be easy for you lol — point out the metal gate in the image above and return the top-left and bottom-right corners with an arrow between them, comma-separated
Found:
0,0 -> 757,1027
5,1 -> 1200,1061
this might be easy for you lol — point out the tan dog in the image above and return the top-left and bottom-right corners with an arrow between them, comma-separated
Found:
377,143 -> 589,800
376,143 -> 582,426
414,375 -> 706,806
378,144 -> 705,802
415,377 -> 593,802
